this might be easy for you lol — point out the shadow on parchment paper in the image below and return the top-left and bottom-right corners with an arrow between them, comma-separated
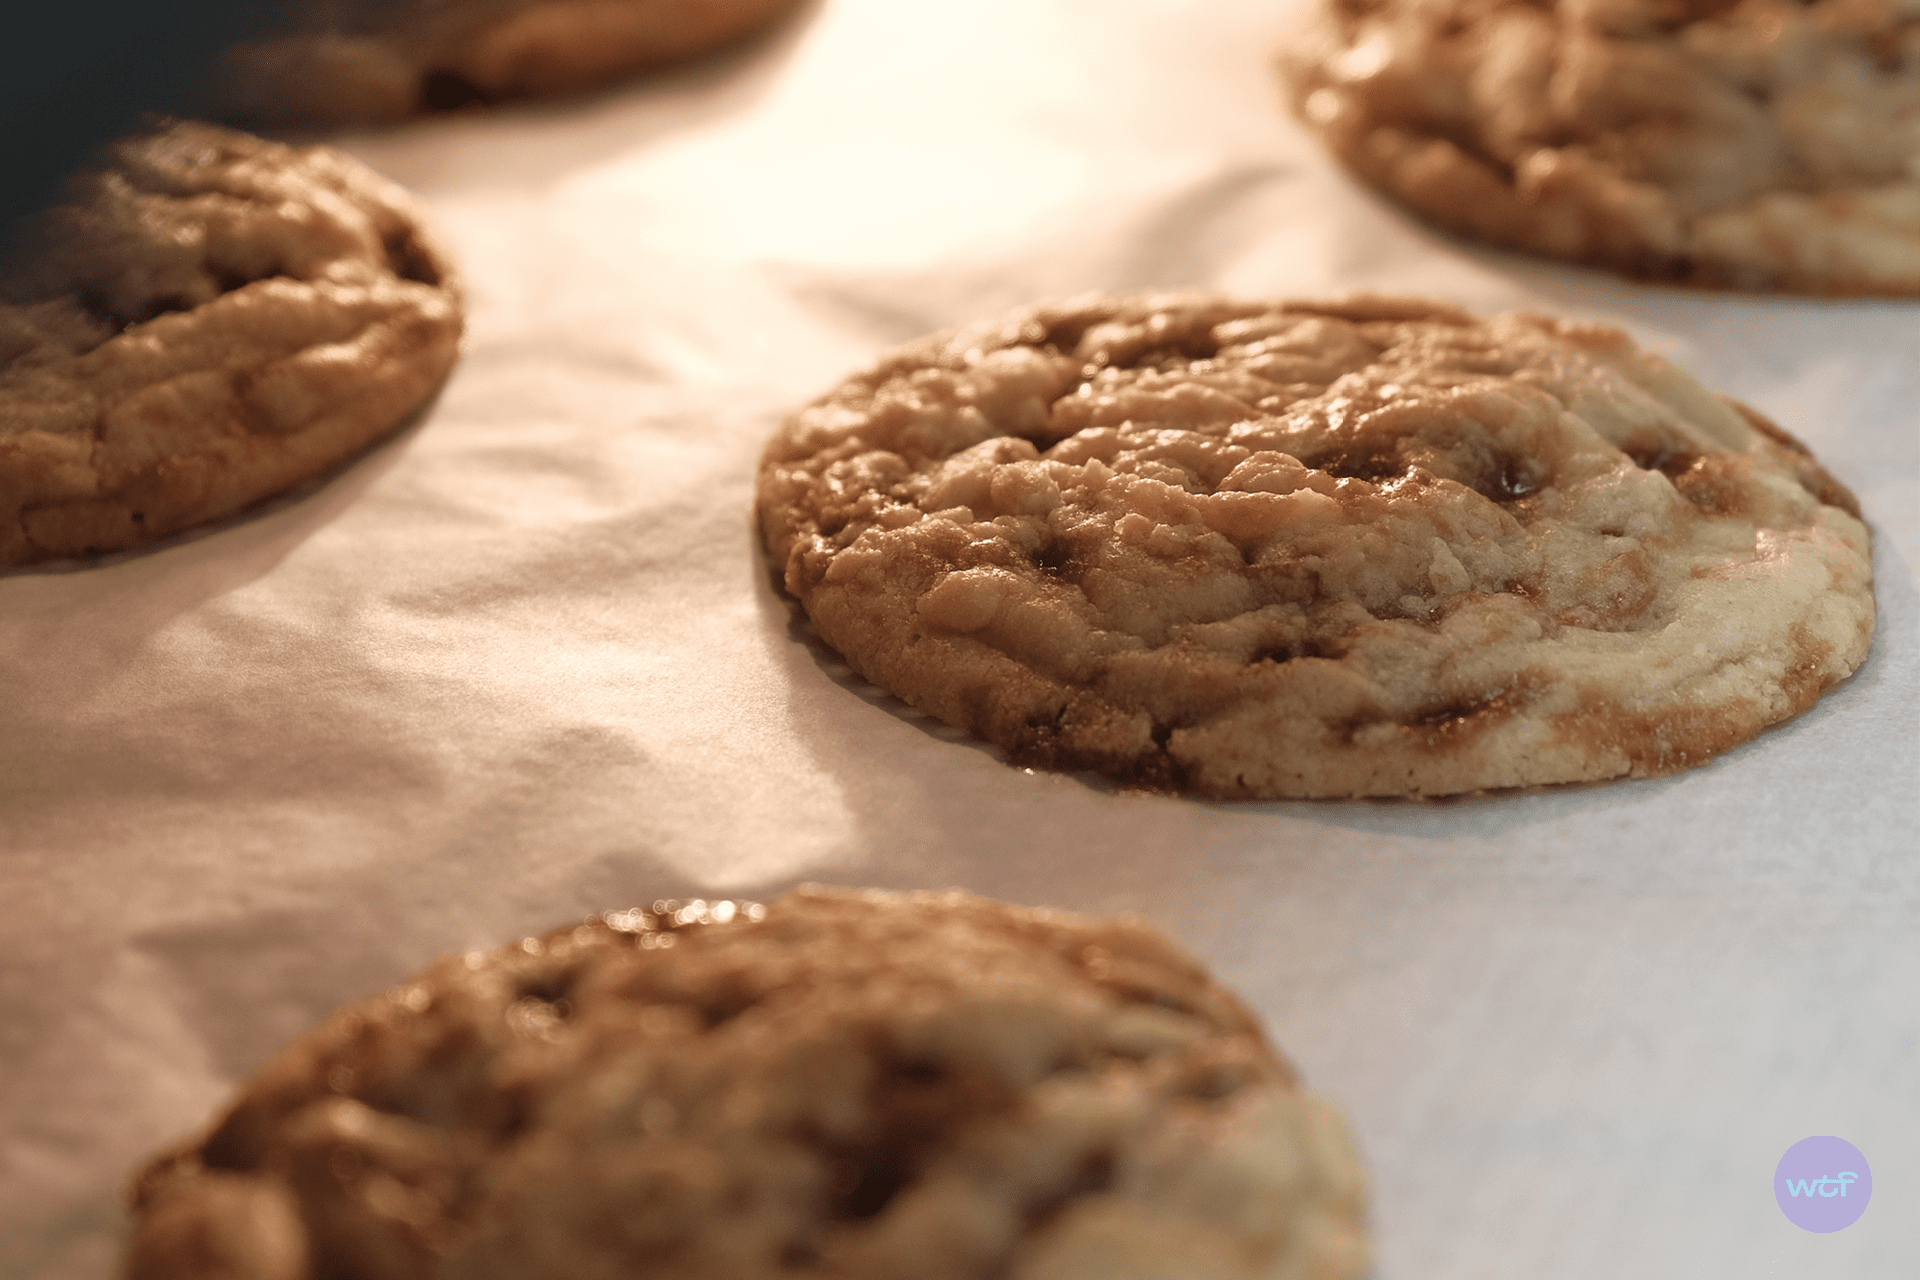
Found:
0,406 -> 467,858
0,405 -> 434,760
1282,138 -> 1920,330
748,512 -> 1909,854
1369,200 -> 1920,348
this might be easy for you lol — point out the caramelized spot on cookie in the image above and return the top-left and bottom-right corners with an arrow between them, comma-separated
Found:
1619,431 -> 1703,479
384,226 -> 446,287
1251,638 -> 1334,664
1669,454 -> 1750,515
1034,539 -> 1077,581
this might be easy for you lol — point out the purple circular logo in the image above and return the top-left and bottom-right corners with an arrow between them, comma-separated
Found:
1775,1136 -> 1871,1232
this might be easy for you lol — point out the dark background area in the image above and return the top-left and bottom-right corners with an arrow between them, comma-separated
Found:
1,2 -> 297,237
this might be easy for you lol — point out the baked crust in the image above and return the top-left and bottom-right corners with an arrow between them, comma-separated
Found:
123,888 -> 1370,1280
211,0 -> 807,127
1279,0 -> 1920,294
0,121 -> 463,568
757,292 -> 1875,798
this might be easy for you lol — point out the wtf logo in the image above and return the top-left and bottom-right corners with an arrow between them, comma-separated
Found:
1775,1138 -> 1871,1231
1782,1170 -> 1859,1199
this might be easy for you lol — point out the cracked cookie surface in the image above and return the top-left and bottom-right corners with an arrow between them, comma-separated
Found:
1280,0 -> 1920,293
123,887 -> 1369,1280
211,0 -> 806,127
0,121 -> 463,568
757,292 -> 1874,798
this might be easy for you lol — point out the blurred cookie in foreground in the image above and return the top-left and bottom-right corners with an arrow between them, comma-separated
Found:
1279,0 -> 1920,294
757,292 -> 1874,798
211,0 -> 808,128
123,887 -> 1370,1280
0,120 -> 462,568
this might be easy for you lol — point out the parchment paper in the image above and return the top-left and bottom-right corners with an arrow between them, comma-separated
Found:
3,1 -> 1916,1276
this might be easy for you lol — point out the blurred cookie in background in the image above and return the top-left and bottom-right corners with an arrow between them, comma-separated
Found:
1,120 -> 463,567
1280,0 -> 1920,294
209,0 -> 810,128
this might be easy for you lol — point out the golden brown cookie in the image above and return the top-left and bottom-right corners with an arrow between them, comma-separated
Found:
757,292 -> 1875,798
123,887 -> 1370,1280
1279,0 -> 1920,293
0,120 -> 462,568
212,0 -> 807,127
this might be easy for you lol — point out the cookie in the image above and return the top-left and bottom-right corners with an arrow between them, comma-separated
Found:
756,292 -> 1875,799
211,0 -> 806,127
122,887 -> 1370,1280
0,120 -> 462,567
1279,0 -> 1920,293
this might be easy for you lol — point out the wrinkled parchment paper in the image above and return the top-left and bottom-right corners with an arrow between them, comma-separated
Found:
3,2 -> 1915,1276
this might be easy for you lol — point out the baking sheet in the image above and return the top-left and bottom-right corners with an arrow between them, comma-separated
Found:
2,1 -> 1916,1276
